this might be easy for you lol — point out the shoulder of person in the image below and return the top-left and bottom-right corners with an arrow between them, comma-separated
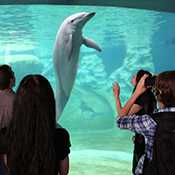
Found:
55,127 -> 71,146
56,127 -> 70,137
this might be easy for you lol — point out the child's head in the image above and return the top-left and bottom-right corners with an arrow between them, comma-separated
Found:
0,64 -> 15,90
136,69 -> 152,84
155,71 -> 175,107
132,69 -> 152,87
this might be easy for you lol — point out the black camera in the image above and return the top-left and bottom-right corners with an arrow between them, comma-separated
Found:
145,75 -> 157,87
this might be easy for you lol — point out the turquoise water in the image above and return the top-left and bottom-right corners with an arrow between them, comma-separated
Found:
0,5 -> 175,175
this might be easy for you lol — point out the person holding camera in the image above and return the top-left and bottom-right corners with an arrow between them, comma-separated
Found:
116,70 -> 175,175
113,70 -> 156,175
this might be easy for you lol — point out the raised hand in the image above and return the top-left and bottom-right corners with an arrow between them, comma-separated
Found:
135,74 -> 149,96
113,82 -> 120,98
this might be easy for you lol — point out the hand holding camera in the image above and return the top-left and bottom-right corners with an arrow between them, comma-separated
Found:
134,74 -> 149,96
134,74 -> 157,97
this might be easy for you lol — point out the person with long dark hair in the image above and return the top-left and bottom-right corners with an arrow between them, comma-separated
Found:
113,70 -> 156,175
6,74 -> 71,175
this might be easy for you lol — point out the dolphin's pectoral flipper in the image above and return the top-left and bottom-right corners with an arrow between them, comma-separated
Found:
66,34 -> 73,61
82,37 -> 102,52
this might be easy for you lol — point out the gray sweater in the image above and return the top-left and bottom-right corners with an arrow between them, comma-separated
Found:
0,89 -> 15,129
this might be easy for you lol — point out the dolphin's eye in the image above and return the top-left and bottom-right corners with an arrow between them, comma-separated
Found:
70,19 -> 74,23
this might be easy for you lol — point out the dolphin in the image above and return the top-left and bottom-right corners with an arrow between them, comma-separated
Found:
53,12 -> 101,118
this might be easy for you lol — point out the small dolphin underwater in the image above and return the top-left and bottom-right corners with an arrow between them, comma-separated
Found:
53,12 -> 101,118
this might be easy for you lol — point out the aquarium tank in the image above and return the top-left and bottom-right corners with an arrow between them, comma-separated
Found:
0,1 -> 175,174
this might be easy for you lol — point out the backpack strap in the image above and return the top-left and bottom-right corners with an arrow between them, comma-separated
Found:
144,112 -> 175,175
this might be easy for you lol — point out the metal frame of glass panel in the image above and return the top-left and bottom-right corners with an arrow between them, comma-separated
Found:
0,0 -> 175,13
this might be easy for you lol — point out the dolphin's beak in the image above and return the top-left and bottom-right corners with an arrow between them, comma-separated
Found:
81,12 -> 96,26
87,12 -> 96,18
85,12 -> 96,21
89,12 -> 96,17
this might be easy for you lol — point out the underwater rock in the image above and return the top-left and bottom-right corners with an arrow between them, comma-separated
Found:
106,12 -> 158,103
1,54 -> 39,64
76,54 -> 108,91
59,86 -> 115,131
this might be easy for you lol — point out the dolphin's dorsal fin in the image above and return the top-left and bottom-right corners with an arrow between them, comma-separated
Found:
82,37 -> 102,52
67,34 -> 73,61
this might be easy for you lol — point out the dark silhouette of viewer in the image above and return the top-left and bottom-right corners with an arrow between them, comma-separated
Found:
0,64 -> 15,131
0,64 -> 16,175
7,74 -> 71,175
